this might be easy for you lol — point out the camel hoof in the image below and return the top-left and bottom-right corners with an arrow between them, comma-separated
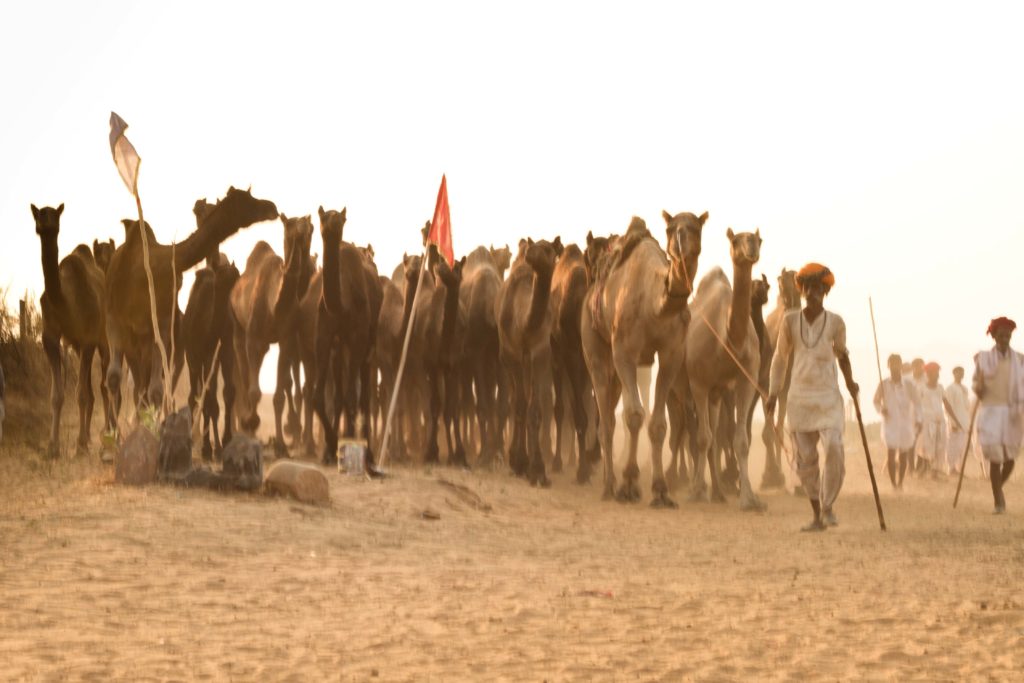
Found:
686,488 -> 707,504
602,484 -> 616,501
273,440 -> 289,459
759,469 -> 786,491
201,442 -> 214,462
710,490 -> 728,504
650,494 -> 678,509
740,496 -> 767,513
75,442 -> 89,458
792,485 -> 807,498
46,443 -> 61,460
530,473 -> 552,488
615,484 -> 641,504
551,456 -> 563,474
575,463 -> 592,485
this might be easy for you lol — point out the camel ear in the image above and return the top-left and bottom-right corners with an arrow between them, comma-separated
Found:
755,227 -> 761,242
340,207 -> 346,220
31,204 -> 39,219
57,203 -> 64,216
726,227 -> 735,240
108,238 -> 114,248
586,230 -> 594,247
279,212 -> 288,223
318,206 -> 326,221
122,219 -> 133,229
762,273 -> 769,285
93,239 -> 99,250
698,211 -> 709,227
553,236 -> 563,251
662,210 -> 672,224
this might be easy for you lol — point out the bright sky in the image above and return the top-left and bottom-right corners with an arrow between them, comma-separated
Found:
3,1 -> 1023,416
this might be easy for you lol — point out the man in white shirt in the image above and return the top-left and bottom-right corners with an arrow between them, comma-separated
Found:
918,362 -> 947,477
767,263 -> 858,532
944,366 -> 970,475
874,353 -> 917,490
973,317 -> 1024,514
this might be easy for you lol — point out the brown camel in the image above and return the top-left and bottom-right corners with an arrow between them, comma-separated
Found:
684,228 -> 765,510
497,237 -> 563,486
33,204 -> 113,457
229,212 -> 311,452
760,268 -> 799,489
105,187 -> 277,420
182,252 -> 240,461
313,207 -> 383,468
581,212 -> 703,505
92,238 -> 115,273
548,234 -> 605,482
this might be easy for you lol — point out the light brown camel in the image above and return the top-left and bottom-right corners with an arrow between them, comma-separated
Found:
497,237 -> 563,486
684,228 -> 765,510
313,207 -> 383,469
549,235 -> 604,482
229,212 -> 311,452
760,268 -> 799,489
33,204 -> 113,457
105,187 -> 277,420
581,212 -> 704,505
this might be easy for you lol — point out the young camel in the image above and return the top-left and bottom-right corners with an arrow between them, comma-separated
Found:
684,229 -> 765,511
33,204 -> 113,457
582,212 -> 704,506
760,268 -> 800,489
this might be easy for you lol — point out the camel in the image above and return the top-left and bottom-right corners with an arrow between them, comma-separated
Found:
684,228 -> 765,511
496,237 -> 563,486
182,253 -> 240,460
105,187 -> 277,420
313,207 -> 383,468
582,213 -> 703,505
92,239 -> 115,273
374,271 -> 405,458
548,234 -> 605,482
229,212 -> 312,452
33,204 -> 113,457
760,268 -> 799,489
459,245 -> 508,465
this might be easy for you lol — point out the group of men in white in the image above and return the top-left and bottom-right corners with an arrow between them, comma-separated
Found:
873,316 -> 1023,514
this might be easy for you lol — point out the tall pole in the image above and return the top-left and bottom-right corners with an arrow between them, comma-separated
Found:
953,400 -> 981,508
378,250 -> 428,469
852,394 -> 887,531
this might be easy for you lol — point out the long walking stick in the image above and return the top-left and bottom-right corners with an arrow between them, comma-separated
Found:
852,394 -> 887,531
869,297 -> 887,475
952,399 -> 981,508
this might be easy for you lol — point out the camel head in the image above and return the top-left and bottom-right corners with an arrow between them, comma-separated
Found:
436,254 -> 466,289
214,259 -> 241,294
584,230 -> 611,282
524,237 -> 562,277
92,238 -> 115,272
317,206 -> 347,243
403,253 -> 423,286
489,244 -> 512,276
751,273 -> 771,307
31,203 -> 64,238
663,210 -> 707,270
361,243 -> 375,263
120,218 -> 156,243
421,221 -> 431,247
198,186 -> 278,231
281,213 -> 313,274
726,228 -> 761,267
778,269 -> 800,309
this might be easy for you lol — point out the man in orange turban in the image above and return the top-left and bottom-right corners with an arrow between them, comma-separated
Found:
768,263 -> 858,531
973,316 -> 1023,513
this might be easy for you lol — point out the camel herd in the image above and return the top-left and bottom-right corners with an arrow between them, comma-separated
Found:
32,189 -> 807,509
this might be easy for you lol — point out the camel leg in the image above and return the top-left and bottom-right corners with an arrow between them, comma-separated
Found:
508,360 -> 529,477
242,336 -> 267,434
612,352 -> 643,503
718,394 -> 740,494
706,395 -> 728,503
423,365 -> 442,466
733,379 -> 766,511
647,357 -> 678,508
473,359 -> 494,467
688,384 -> 712,502
526,354 -> 551,488
272,351 -> 291,458
98,344 -> 113,437
444,366 -> 468,468
666,389 -> 691,490
43,333 -> 63,459
231,321 -> 250,432
537,349 -> 554,467
220,336 -> 236,455
360,358 -> 384,477
313,325 -> 338,465
77,346 -> 96,456
204,372 -> 221,461
565,346 -> 596,485
552,355 -> 566,474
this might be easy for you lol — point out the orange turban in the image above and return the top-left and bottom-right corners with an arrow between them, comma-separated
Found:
795,263 -> 835,293
987,317 -> 1016,336
924,362 -> 940,373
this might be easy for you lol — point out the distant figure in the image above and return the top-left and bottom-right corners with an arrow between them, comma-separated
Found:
908,357 -> 927,474
874,353 -> 917,490
917,362 -> 947,477
767,263 -> 858,532
972,317 -> 1024,514
944,366 -> 970,475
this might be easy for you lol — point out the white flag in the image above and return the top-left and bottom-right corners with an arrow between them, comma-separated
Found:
109,111 -> 140,195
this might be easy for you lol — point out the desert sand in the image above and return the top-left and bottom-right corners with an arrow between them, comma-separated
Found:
1,428 -> 1023,682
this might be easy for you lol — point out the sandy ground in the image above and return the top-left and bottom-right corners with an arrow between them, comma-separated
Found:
2,425 -> 1023,682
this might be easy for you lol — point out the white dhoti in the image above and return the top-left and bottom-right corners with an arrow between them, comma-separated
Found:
792,428 -> 845,510
946,429 -> 968,472
976,405 -> 1022,464
918,419 -> 947,467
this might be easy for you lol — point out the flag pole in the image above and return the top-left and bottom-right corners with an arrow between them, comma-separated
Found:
378,248 -> 428,469
133,188 -> 173,417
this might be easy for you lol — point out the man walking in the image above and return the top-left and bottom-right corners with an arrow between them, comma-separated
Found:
918,362 -> 947,478
944,366 -> 970,476
874,353 -> 916,490
973,317 -> 1024,514
767,263 -> 859,532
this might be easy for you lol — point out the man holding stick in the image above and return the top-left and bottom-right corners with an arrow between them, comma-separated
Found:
944,366 -> 970,476
972,317 -> 1024,514
767,263 -> 859,532
874,353 -> 916,490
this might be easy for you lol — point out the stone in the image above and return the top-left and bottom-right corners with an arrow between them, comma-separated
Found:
115,425 -> 159,486
158,407 -> 193,478
263,460 -> 330,506
222,435 -> 263,492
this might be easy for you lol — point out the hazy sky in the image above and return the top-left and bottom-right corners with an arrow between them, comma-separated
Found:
3,1 -> 1023,414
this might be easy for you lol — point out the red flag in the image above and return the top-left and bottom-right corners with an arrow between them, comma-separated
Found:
427,174 -> 453,266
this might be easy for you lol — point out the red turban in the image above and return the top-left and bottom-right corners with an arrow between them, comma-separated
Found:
987,317 -> 1017,336
795,263 -> 835,293
924,362 -> 940,373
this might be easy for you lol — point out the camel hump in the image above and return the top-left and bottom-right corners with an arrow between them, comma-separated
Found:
245,241 -> 277,271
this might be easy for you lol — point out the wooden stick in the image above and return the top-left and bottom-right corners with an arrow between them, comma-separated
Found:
852,394 -> 887,531
953,399 -> 981,508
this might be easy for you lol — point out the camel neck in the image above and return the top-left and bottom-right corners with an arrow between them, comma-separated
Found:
750,296 -> 766,348
39,232 -> 64,305
727,262 -> 753,347
321,230 -> 343,316
439,277 -> 460,350
525,267 -> 553,334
